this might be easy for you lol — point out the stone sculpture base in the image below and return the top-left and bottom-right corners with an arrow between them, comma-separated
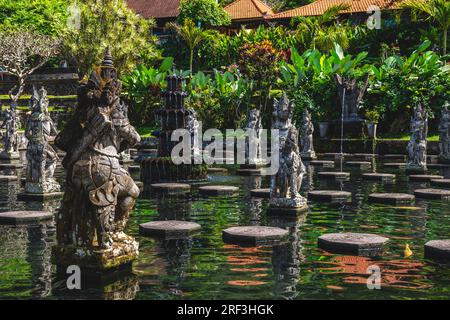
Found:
300,151 -> 317,160
405,164 -> 427,173
267,197 -> 308,217
52,238 -> 139,272
0,151 -> 20,160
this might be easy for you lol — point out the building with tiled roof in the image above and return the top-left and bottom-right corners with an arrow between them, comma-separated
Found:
224,0 -> 274,22
268,0 -> 403,21
126,0 -> 180,27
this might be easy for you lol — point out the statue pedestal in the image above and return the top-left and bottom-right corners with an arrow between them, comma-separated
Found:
267,197 -> 308,217
406,165 -> 427,173
0,151 -> 20,160
52,238 -> 139,271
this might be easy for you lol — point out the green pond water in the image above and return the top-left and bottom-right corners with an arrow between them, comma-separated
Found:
1,159 -> 450,300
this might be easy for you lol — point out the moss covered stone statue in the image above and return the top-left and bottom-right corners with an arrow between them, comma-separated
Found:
52,49 -> 141,271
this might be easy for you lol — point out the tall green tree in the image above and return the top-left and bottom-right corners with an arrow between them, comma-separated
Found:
63,0 -> 158,78
167,19 -> 211,75
293,4 -> 351,52
178,0 -> 231,27
0,0 -> 69,35
402,0 -> 450,55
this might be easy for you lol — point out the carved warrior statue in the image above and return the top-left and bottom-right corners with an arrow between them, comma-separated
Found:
335,74 -> 369,121
407,104 -> 428,170
24,86 -> 60,194
300,110 -> 316,160
185,109 -> 201,160
439,102 -> 450,163
53,50 -> 141,270
0,104 -> 19,158
270,93 -> 307,209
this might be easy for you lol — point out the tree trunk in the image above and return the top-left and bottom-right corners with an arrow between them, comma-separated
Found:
189,49 -> 194,76
443,27 -> 448,56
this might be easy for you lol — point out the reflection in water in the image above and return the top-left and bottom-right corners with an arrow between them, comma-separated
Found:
270,215 -> 306,300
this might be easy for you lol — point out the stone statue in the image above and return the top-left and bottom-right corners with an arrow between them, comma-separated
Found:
269,92 -> 307,211
300,110 -> 316,160
0,104 -> 20,159
244,108 -> 263,165
24,86 -> 60,194
439,102 -> 450,164
53,49 -> 141,271
185,109 -> 200,160
335,74 -> 369,121
407,104 -> 428,171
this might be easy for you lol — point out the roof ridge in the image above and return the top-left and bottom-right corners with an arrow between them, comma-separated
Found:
224,0 -> 244,10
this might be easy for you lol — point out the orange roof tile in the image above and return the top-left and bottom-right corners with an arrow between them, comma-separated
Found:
268,0 -> 403,19
224,0 -> 274,21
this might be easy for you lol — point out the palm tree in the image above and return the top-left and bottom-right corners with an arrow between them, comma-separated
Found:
167,19 -> 210,75
294,4 -> 351,51
402,0 -> 450,55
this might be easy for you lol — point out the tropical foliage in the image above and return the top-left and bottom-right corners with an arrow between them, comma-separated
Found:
178,0 -> 231,27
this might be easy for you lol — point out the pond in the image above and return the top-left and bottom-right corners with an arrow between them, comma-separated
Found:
1,156 -> 450,300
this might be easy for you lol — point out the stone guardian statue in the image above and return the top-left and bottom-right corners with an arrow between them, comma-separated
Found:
52,49 -> 141,271
439,102 -> 450,164
406,104 -> 427,171
300,110 -> 316,160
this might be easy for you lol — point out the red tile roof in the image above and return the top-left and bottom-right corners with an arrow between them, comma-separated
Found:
224,0 -> 274,21
126,0 -> 180,19
268,0 -> 402,19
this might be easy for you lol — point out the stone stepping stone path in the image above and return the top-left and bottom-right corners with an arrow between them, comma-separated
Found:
150,183 -> 191,195
427,163 -> 450,169
408,175 -> 443,182
383,154 -> 406,161
414,188 -> 450,200
383,163 -> 407,169
368,193 -> 415,205
199,185 -> 239,196
139,220 -> 201,238
250,188 -> 270,198
424,240 -> 450,262
207,167 -> 228,173
235,169 -> 262,176
353,153 -> 378,160
307,190 -> 351,203
0,211 -> 53,225
318,233 -> 389,256
222,226 -> 288,246
431,179 -> 450,188
309,160 -> 334,168
362,173 -> 396,183
345,161 -> 371,169
0,175 -> 18,182
318,172 -> 350,181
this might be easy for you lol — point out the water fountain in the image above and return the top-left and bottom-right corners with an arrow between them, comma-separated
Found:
140,75 -> 208,184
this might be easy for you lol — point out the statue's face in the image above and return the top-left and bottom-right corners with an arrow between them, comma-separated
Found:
100,66 -> 117,85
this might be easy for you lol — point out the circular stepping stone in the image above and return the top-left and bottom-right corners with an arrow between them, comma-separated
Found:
318,233 -> 389,256
318,172 -> 350,180
150,183 -> 191,195
307,190 -> 351,203
222,226 -> 288,246
431,179 -> 450,188
0,175 -> 18,182
139,220 -> 201,238
383,163 -> 406,169
424,240 -> 450,262
250,188 -> 270,198
354,153 -> 378,160
414,188 -> 450,200
309,160 -> 334,168
236,169 -> 261,176
127,165 -> 141,172
199,185 -> 239,196
345,161 -> 371,168
368,193 -> 415,205
408,175 -> 443,182
0,211 -> 53,225
0,163 -> 22,169
362,173 -> 396,183
207,167 -> 228,173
